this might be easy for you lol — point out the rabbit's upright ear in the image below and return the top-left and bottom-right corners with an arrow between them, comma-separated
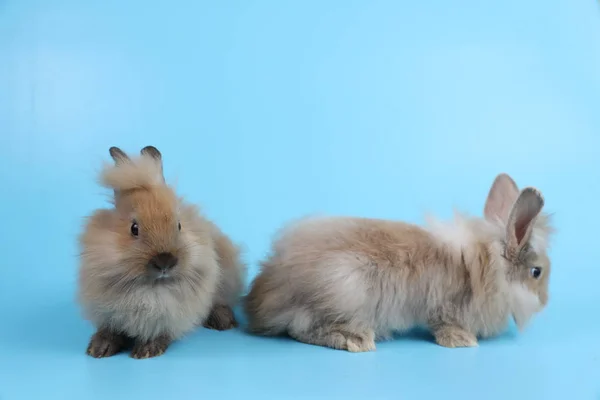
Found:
484,173 -> 519,224
141,145 -> 164,182
141,145 -> 162,161
109,147 -> 130,164
107,147 -> 130,198
505,188 -> 544,253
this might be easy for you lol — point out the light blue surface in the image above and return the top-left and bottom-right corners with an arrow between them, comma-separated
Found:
1,1 -> 599,399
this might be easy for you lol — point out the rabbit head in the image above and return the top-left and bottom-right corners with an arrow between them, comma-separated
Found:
93,146 -> 200,284
484,173 -> 554,329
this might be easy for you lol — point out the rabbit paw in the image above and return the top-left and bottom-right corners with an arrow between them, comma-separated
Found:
290,325 -> 376,352
203,304 -> 237,331
345,331 -> 377,353
434,326 -> 478,348
131,336 -> 171,359
86,329 -> 128,358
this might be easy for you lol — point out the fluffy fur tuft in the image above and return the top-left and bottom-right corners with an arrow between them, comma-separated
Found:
244,173 -> 554,352
100,156 -> 164,192
78,146 -> 246,359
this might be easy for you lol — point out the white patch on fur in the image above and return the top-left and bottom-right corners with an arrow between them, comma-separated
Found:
288,308 -> 314,333
509,283 -> 541,330
426,213 -> 475,252
320,253 -> 369,313
529,226 -> 549,253
425,212 -> 503,269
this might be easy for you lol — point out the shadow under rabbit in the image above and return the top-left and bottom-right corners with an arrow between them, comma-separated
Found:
231,325 -> 521,353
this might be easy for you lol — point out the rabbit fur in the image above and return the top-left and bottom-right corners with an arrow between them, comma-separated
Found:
244,173 -> 553,352
78,146 -> 245,359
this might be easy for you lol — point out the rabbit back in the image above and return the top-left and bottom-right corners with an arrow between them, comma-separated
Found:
245,216 -> 473,338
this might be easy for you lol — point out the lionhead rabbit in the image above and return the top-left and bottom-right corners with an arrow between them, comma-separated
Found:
78,146 -> 245,359
245,173 -> 553,352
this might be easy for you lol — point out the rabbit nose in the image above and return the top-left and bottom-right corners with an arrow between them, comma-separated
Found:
149,252 -> 178,272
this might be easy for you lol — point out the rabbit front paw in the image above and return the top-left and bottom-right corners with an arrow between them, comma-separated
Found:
86,328 -> 129,358
345,331 -> 377,353
130,335 -> 171,359
203,304 -> 238,331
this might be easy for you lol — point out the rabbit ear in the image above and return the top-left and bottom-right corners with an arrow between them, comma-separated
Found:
505,188 -> 544,251
484,173 -> 519,224
140,145 -> 165,182
141,145 -> 162,161
108,147 -> 130,198
109,147 -> 130,164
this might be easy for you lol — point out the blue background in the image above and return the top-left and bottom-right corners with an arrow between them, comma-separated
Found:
1,0 -> 599,399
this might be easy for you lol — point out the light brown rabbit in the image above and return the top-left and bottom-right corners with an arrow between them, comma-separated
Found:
78,146 -> 245,359
244,173 -> 553,352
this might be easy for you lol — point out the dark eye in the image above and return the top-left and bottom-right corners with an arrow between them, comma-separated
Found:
131,222 -> 139,236
530,266 -> 542,279
178,222 -> 181,231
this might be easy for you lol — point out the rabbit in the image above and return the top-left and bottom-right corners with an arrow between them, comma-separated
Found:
78,146 -> 246,359
244,173 -> 554,352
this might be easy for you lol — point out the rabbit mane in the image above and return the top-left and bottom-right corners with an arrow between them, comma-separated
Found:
426,210 -> 554,256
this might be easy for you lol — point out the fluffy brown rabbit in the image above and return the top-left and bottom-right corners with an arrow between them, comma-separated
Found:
244,173 -> 553,352
78,146 -> 246,359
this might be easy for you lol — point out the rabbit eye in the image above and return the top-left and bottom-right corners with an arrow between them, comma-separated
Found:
178,222 -> 181,231
530,266 -> 542,279
131,222 -> 139,236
